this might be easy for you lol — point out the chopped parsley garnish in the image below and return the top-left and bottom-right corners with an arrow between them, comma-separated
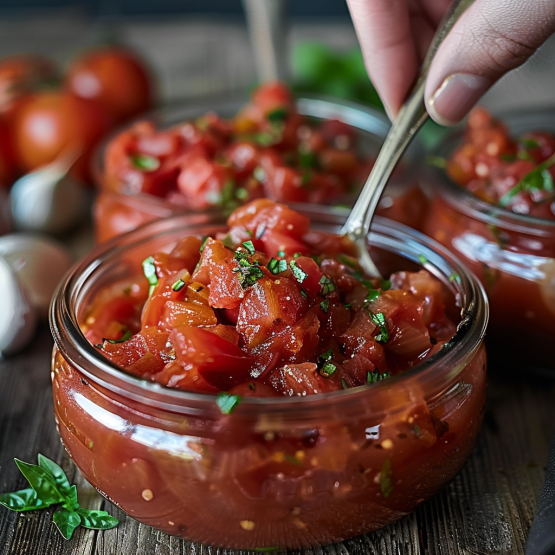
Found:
277,250 -> 285,257
320,299 -> 329,313
130,153 -> 160,172
380,279 -> 392,291
300,170 -> 313,186
106,330 -> 132,344
344,304 -> 352,309
242,240 -> 255,255
293,252 -> 302,258
380,457 -> 394,498
369,311 -> 389,343
267,107 -> 288,122
300,289 -> 308,299
0,454 -> 119,540
320,361 -> 337,377
418,254 -> 428,265
319,275 -> 335,295
319,349 -> 333,362
337,253 -> 359,269
519,138 -> 540,150
171,279 -> 186,292
499,152 -> 555,207
267,258 -> 288,274
366,288 -> 380,302
298,149 -> 318,169
449,272 -> 461,284
289,260 -> 308,283
233,248 -> 264,288
142,256 -> 158,296
236,187 -> 249,200
216,393 -> 241,414
367,369 -> 391,383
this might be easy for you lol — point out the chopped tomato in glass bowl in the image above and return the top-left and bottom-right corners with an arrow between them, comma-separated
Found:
424,107 -> 555,373
93,82 -> 424,242
51,202 -> 487,549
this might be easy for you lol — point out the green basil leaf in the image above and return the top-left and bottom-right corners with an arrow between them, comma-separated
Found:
130,153 -> 160,172
53,507 -> 81,540
0,488 -> 47,512
76,508 -> 119,530
14,459 -> 64,506
37,455 -> 74,501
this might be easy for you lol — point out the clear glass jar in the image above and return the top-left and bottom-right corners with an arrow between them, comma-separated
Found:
92,96 -> 425,242
50,208 -> 488,549
423,110 -> 555,374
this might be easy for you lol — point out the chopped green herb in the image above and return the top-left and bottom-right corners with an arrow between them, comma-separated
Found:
300,170 -> 313,186
366,288 -> 380,302
367,369 -> 391,384
248,383 -> 256,391
300,289 -> 308,299
344,304 -> 352,309
142,256 -> 158,296
289,260 -> 308,283
418,254 -> 428,265
221,234 -> 235,249
293,252 -> 302,258
319,275 -> 335,295
369,311 -> 389,343
283,454 -> 301,465
277,250 -> 285,257
267,107 -> 288,122
380,457 -> 394,498
341,378 -> 349,389
319,349 -> 333,362
449,272 -> 461,284
171,279 -> 186,292
499,152 -> 555,207
337,253 -> 359,269
253,166 -> 266,182
320,299 -> 329,313
130,153 -> 160,172
0,454 -> 118,540
253,132 -> 277,147
233,264 -> 264,289
426,155 -> 448,169
105,330 -> 132,344
267,258 -> 288,274
380,279 -> 392,291
216,393 -> 241,415
500,153 -> 517,162
236,187 -> 249,200
298,150 -> 318,169
242,241 -> 256,255
519,138 -> 540,149
320,361 -> 337,377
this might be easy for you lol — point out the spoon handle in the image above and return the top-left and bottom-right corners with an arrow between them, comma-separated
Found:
341,0 -> 475,240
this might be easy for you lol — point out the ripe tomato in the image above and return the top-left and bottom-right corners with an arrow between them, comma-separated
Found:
12,91 -> 113,182
0,54 -> 57,111
65,46 -> 154,123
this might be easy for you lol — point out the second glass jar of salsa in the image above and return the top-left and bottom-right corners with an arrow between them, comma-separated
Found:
424,107 -> 555,373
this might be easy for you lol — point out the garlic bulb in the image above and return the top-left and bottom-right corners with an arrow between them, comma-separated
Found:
0,234 -> 72,318
0,256 -> 36,356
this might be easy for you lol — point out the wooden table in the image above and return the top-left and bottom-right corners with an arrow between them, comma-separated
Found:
1,323 -> 554,555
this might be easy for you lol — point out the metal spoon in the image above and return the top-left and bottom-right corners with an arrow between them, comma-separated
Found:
10,149 -> 86,235
341,0 -> 475,278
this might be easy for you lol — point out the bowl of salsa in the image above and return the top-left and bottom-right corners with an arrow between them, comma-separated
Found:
50,201 -> 488,549
424,107 -> 555,373
93,82 -> 425,243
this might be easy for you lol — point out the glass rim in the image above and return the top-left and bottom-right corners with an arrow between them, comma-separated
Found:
50,205 -> 488,416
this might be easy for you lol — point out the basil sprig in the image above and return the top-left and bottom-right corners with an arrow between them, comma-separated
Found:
499,152 -> 555,207
0,454 -> 119,540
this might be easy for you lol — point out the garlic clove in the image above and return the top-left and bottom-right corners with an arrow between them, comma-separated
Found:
0,256 -> 37,356
0,234 -> 72,318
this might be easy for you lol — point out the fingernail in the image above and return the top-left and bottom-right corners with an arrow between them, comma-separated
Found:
428,74 -> 491,125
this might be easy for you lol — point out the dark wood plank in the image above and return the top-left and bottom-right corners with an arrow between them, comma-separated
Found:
1,327 -> 554,555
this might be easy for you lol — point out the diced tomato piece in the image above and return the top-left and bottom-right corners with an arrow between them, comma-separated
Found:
160,300 -> 218,329
226,142 -> 260,179
168,236 -> 203,273
251,81 -> 294,116
339,354 -> 376,387
340,310 -> 386,369
170,326 -> 256,390
319,148 -> 358,176
262,230 -> 311,258
292,256 -> 325,296
269,363 -> 335,396
237,277 -> 307,349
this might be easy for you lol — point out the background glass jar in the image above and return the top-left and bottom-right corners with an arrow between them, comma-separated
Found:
50,208 -> 488,549
424,109 -> 555,374
92,96 -> 425,243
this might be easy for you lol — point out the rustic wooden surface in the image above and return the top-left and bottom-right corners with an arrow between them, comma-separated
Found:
1,324 -> 554,555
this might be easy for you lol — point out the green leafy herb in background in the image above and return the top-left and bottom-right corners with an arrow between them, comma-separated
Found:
0,454 -> 118,540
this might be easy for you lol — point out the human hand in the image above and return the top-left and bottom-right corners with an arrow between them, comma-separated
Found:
346,0 -> 555,125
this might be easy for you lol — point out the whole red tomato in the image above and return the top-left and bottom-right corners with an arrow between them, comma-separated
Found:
0,54 -> 57,112
12,91 -> 113,182
65,47 -> 154,123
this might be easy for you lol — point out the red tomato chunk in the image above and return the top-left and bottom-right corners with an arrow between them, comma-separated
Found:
84,201 -> 457,398
446,107 -> 555,219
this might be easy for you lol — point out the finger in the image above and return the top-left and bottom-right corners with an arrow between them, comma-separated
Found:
346,0 -> 420,119
425,0 -> 555,125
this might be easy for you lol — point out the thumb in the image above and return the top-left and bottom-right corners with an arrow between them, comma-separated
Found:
425,0 -> 555,126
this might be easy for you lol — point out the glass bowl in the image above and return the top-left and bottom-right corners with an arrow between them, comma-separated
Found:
50,207 -> 488,549
423,108 -> 555,374
92,95 -> 425,243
